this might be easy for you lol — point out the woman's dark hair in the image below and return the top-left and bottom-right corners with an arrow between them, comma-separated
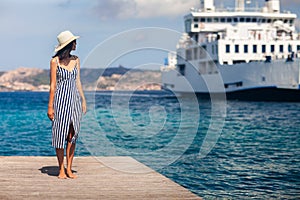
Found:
53,40 -> 76,59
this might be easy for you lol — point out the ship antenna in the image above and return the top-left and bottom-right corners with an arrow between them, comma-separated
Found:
220,0 -> 224,9
235,0 -> 245,11
200,0 -> 203,9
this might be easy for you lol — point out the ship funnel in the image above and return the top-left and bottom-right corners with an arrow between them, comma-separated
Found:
265,0 -> 280,13
235,0 -> 245,11
200,0 -> 215,12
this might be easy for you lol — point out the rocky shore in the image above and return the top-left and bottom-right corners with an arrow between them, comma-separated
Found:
0,67 -> 162,92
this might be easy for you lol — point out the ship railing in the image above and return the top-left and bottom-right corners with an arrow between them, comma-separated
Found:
193,7 -> 262,13
264,52 -> 300,61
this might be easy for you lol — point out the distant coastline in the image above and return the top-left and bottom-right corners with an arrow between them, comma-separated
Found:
0,66 -> 162,92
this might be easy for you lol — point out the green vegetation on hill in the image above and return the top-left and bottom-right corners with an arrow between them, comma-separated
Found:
26,70 -> 49,86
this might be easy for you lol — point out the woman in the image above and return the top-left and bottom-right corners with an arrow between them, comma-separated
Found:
47,30 -> 87,179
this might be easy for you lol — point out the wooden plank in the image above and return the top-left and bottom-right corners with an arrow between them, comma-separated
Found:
0,156 -> 201,200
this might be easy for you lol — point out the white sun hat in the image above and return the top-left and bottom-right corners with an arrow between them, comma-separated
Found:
55,30 -> 80,52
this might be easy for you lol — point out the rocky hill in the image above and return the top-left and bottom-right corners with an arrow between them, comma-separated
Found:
0,68 -> 49,91
0,66 -> 162,92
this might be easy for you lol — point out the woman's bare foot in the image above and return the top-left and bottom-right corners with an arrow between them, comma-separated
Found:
66,170 -> 77,179
58,171 -> 67,179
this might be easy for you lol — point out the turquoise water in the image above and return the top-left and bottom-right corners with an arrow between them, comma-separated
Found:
0,91 -> 299,199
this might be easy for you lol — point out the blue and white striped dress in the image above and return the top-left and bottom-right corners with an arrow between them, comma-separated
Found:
52,57 -> 82,149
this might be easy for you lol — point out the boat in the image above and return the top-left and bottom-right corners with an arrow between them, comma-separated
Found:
161,0 -> 300,101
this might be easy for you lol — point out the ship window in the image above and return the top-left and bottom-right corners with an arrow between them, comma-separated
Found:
214,18 -> 219,22
240,17 -> 245,22
265,56 -> 272,63
280,45 -> 284,53
262,45 -> 266,53
195,34 -> 199,42
235,45 -> 239,53
288,44 -> 292,52
252,18 -> 257,22
178,64 -> 185,76
207,18 -> 212,22
271,45 -> 275,53
220,18 -> 226,22
226,45 -> 230,53
244,45 -> 248,53
289,19 -> 294,25
297,45 -> 300,51
284,19 -> 288,23
224,81 -> 243,88
267,19 -> 272,23
261,19 -> 266,23
193,18 -> 199,22
227,18 -> 232,22
233,18 -> 238,23
200,18 -> 205,22
246,18 -> 251,22
253,45 -> 257,53
233,60 -> 245,64
194,24 -> 199,28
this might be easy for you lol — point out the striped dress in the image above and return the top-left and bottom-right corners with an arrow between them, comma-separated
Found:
52,57 -> 82,149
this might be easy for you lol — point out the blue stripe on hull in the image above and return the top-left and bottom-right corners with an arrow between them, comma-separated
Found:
188,87 -> 300,102
225,87 -> 300,102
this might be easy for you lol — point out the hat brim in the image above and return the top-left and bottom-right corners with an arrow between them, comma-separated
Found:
54,36 -> 80,52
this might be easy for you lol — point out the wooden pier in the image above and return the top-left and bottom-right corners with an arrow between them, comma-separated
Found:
0,156 -> 201,200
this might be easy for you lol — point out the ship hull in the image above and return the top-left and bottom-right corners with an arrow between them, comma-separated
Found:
162,59 -> 300,101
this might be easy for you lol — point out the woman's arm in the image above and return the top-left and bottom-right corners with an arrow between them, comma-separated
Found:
47,58 -> 57,121
75,57 -> 87,114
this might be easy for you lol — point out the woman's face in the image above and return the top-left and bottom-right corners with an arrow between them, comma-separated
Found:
72,40 -> 77,51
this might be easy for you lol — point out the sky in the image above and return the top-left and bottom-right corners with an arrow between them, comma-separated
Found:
0,0 -> 299,71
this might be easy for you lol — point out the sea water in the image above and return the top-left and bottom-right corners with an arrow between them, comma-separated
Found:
0,91 -> 299,199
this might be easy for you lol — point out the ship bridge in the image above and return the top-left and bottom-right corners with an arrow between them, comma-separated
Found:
180,0 -> 300,66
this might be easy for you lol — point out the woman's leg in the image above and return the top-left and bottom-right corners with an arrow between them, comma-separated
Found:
56,148 -> 67,179
66,124 -> 77,178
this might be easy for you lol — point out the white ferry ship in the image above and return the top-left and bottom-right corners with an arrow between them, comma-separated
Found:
162,0 -> 300,101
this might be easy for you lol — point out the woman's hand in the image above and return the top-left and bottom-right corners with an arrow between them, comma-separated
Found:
47,107 -> 55,121
82,100 -> 87,114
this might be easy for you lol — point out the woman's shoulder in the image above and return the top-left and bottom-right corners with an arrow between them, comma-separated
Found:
71,55 -> 79,60
50,56 -> 58,64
